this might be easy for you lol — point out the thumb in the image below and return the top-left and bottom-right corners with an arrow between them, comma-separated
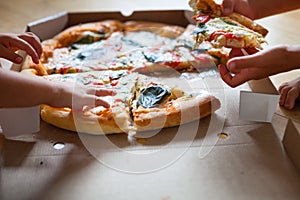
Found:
227,46 -> 286,73
222,0 -> 234,15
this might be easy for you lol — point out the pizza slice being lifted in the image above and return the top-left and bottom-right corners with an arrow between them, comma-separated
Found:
189,0 -> 269,49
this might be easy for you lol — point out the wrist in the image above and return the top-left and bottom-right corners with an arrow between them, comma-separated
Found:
46,82 -> 63,107
285,45 -> 300,71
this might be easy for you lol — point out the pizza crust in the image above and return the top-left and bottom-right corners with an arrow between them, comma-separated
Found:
40,103 -> 131,135
133,93 -> 221,132
51,20 -> 123,48
228,13 -> 268,37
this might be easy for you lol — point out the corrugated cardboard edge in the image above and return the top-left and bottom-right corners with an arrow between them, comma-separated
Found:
248,78 -> 279,95
283,120 -> 300,172
27,12 -> 68,41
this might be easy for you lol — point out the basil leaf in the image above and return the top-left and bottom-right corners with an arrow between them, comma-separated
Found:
137,85 -> 171,108
75,31 -> 106,44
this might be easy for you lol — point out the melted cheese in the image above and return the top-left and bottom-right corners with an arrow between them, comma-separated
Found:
44,31 -> 177,72
194,17 -> 266,48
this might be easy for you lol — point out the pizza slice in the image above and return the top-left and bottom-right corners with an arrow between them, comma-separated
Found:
125,24 -> 230,73
40,70 -> 137,135
131,74 -> 221,132
189,0 -> 268,49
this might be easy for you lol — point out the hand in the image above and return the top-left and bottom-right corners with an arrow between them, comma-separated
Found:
278,78 -> 300,110
221,0 -> 255,19
221,0 -> 300,19
0,32 -> 42,64
218,45 -> 300,87
50,82 -> 117,110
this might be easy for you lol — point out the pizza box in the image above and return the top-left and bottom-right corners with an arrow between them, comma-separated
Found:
282,120 -> 300,172
1,9 -> 300,200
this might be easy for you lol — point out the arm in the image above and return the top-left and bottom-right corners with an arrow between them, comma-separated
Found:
222,0 -> 300,19
0,68 -> 115,109
218,45 -> 300,87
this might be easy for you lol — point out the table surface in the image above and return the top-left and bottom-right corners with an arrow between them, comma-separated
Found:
0,1 -> 300,200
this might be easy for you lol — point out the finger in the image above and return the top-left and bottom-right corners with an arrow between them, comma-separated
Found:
86,88 -> 116,96
278,82 -> 289,93
72,97 -> 111,111
0,44 -> 23,63
95,98 -> 111,108
19,32 -> 42,57
222,0 -> 234,15
279,86 -> 290,106
95,88 -> 116,96
228,46 -> 287,72
218,64 -> 249,87
227,51 -> 266,72
284,88 -> 299,110
6,37 -> 40,64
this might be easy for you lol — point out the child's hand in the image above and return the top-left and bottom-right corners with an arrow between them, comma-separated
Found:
49,82 -> 117,110
221,0 -> 255,18
0,32 -> 42,64
218,45 -> 300,88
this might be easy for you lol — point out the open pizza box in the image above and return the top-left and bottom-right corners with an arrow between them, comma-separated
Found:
1,7 -> 300,200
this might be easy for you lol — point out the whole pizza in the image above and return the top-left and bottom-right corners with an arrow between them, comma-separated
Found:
22,0 -> 268,135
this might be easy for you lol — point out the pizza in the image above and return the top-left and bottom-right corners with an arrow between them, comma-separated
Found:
189,0 -> 269,49
39,70 -> 221,134
26,20 -> 230,75
22,19 -> 223,135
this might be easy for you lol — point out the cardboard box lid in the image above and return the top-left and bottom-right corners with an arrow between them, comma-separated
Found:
27,10 -> 195,41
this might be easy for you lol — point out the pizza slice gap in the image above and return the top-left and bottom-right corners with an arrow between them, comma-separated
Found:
189,0 -> 268,49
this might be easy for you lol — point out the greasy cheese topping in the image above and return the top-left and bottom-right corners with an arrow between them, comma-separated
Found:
194,17 -> 266,48
43,31 -> 177,73
205,17 -> 263,38
42,25 -> 224,74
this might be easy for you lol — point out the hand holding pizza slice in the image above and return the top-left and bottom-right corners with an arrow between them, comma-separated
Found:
189,0 -> 268,49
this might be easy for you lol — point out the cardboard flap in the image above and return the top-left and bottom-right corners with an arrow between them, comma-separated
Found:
248,78 -> 279,95
27,12 -> 68,40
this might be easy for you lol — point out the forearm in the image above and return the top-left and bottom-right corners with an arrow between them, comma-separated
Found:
0,69 -> 58,108
249,0 -> 300,19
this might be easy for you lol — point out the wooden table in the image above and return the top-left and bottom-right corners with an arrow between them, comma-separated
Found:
0,1 -> 300,200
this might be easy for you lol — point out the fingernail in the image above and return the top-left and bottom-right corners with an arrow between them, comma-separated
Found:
15,56 -> 23,63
